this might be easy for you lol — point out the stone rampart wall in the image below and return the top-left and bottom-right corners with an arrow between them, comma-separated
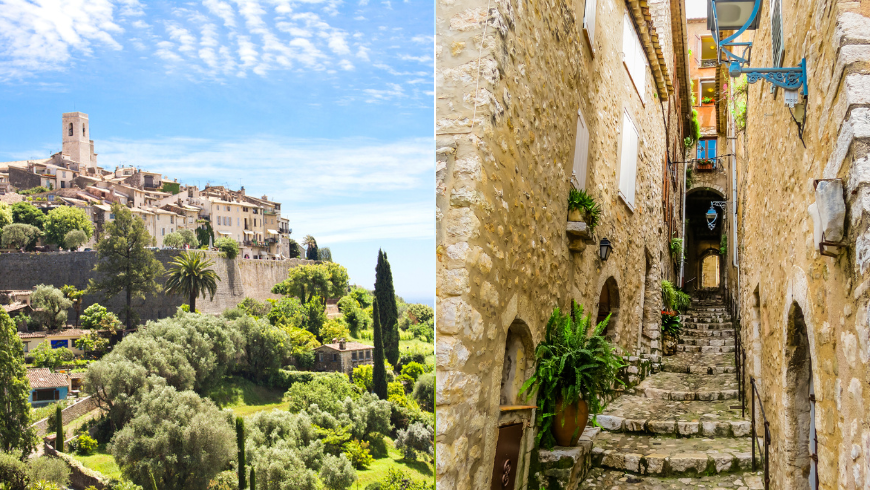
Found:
31,396 -> 99,437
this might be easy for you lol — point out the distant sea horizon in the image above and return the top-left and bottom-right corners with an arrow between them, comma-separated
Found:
401,295 -> 434,307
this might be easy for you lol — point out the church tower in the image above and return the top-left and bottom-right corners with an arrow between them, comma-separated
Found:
62,112 -> 96,166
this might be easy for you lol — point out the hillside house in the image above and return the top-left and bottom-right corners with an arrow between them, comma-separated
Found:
313,339 -> 374,375
27,368 -> 70,407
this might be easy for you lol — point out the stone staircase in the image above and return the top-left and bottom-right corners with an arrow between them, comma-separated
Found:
582,295 -> 764,489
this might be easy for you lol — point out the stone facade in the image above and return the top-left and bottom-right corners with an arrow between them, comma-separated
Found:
0,250 -> 318,321
732,1 -> 870,489
313,341 -> 374,375
434,0 -> 692,487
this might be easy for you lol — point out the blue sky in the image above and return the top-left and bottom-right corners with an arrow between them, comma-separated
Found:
0,0 -> 434,305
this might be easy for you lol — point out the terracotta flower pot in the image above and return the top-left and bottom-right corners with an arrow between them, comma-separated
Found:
552,397 -> 589,447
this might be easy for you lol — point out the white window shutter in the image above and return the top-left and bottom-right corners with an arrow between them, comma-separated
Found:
572,108 -> 590,190
635,37 -> 646,102
584,0 -> 597,47
622,15 -> 634,69
618,111 -> 639,209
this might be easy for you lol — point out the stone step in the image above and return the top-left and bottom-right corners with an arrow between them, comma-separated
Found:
661,352 -> 736,375
637,372 -> 738,401
688,307 -> 726,312
677,344 -> 735,354
591,433 -> 753,476
679,337 -> 735,347
681,322 -> 732,331
582,467 -> 765,489
681,328 -> 734,338
684,315 -> 731,323
595,395 -> 750,438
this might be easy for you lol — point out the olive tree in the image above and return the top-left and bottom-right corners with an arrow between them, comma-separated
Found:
0,223 -> 41,250
31,284 -> 72,329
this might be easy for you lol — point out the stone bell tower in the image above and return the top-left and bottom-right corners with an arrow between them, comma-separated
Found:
62,112 -> 96,166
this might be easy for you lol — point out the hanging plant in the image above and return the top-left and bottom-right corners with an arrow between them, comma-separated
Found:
720,234 -> 727,256
685,167 -> 694,188
669,237 -> 684,263
567,188 -> 602,232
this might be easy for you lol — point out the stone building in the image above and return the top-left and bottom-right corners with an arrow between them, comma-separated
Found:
313,339 -> 374,375
435,0 -> 692,487
727,0 -> 870,488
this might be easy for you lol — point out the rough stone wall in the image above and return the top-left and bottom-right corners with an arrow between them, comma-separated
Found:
8,166 -> 41,191
31,396 -> 99,437
0,251 -> 316,321
735,1 -> 870,488
435,0 -> 685,486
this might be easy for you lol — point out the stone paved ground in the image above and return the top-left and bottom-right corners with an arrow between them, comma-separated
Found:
588,296 -> 757,482
583,468 -> 765,489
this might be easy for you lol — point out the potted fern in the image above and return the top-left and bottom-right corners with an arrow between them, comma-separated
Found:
661,310 -> 682,356
567,189 -> 601,232
519,301 -> 624,448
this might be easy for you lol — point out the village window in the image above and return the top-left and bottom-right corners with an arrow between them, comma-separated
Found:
333,354 -> 338,361
622,13 -> 647,102
82,124 -> 86,137
698,139 -> 717,159
572,107 -> 590,190
68,123 -> 73,136
582,0 -> 596,51
699,36 -> 718,67
352,352 -> 357,360
33,389 -> 58,402
318,353 -> 323,362
162,228 -> 165,236
700,80 -> 716,105
618,109 -> 640,211
170,216 -> 174,224
366,350 -> 371,359
23,342 -> 28,353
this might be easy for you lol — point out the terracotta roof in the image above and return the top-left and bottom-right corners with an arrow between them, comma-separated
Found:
318,341 -> 374,352
68,372 -> 86,379
19,331 -> 47,339
2,302 -> 30,313
47,329 -> 89,337
27,368 -> 69,389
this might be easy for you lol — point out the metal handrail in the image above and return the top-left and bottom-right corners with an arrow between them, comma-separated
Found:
750,376 -> 771,490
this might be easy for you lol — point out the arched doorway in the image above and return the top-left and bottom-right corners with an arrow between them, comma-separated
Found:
596,277 -> 620,342
785,303 -> 815,490
700,251 -> 720,288
684,188 -> 726,294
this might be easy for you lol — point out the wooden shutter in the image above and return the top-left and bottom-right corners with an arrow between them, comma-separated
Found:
572,108 -> 590,190
583,0 -> 597,47
618,110 -> 639,210
622,15 -> 634,69
623,14 -> 646,102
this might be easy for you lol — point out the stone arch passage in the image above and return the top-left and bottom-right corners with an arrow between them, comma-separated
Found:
596,277 -> 620,343
785,303 -> 814,490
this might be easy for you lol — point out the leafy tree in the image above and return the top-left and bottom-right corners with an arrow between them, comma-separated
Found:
43,206 -> 93,248
406,304 -> 433,325
27,457 -> 70,487
317,247 -> 332,262
394,422 -> 434,461
60,286 -> 85,327
374,250 -> 399,366
31,284 -> 72,329
11,201 -> 46,229
89,204 -> 163,329
0,223 -> 41,250
196,221 -> 214,248
236,316 -> 291,379
30,344 -> 75,371
164,251 -> 220,313
286,238 -> 301,259
266,297 -> 306,328
401,362 -> 425,382
161,232 -> 185,249
412,373 -> 434,412
342,439 -> 372,469
17,186 -> 48,196
321,318 -> 349,343
64,229 -> 88,250
110,384 -> 235,489
236,417 -> 246,490
80,304 -> 120,333
214,237 -> 239,259
238,298 -> 272,318
285,373 -> 358,415
319,454 -> 356,490
337,296 -> 371,338
0,203 -> 11,229
372,297 -> 388,401
74,332 -> 110,359
302,235 -> 317,261
54,406 -> 63,451
305,296 -> 327,339
0,311 -> 37,458
348,287 -> 372,309
271,263 -> 349,304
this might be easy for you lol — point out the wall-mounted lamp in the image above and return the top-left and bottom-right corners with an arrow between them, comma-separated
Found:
706,206 -> 719,230
599,238 -> 612,261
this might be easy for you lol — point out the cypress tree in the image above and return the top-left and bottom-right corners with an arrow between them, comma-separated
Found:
372,297 -> 388,400
0,310 -> 36,458
236,417 -> 246,489
250,467 -> 256,490
374,250 -> 399,366
55,405 -> 63,452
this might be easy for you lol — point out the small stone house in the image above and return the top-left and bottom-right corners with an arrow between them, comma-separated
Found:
313,339 -> 374,375
19,328 -> 89,356
26,368 -> 70,407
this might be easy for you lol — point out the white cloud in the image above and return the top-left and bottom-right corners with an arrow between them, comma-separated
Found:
203,0 -> 237,27
410,35 -> 432,44
339,59 -> 354,70
363,82 -> 404,102
165,23 -> 197,53
324,31 -> 350,55
236,35 -> 258,68
356,45 -> 370,61
155,40 -> 183,62
399,54 -> 432,63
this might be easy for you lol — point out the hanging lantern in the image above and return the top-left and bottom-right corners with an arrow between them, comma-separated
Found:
599,238 -> 612,261
706,206 -> 718,230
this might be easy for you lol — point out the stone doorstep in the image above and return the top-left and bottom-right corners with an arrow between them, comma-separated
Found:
642,387 -> 739,401
677,345 -> 736,354
679,337 -> 736,347
661,363 -> 736,375
591,441 -> 753,476
594,415 -> 751,438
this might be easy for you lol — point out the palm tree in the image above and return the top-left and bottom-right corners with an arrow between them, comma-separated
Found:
164,251 -> 221,312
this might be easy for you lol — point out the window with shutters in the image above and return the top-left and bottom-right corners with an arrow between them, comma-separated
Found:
618,109 -> 640,211
582,0 -> 597,53
572,107 -> 590,190
622,14 -> 647,102
771,0 -> 784,68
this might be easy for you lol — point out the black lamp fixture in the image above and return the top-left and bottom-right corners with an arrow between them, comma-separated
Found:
599,238 -> 612,261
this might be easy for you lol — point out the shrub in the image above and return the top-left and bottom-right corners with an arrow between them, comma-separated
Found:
74,434 -> 97,455
412,373 -> 434,412
206,470 -> 238,490
285,373 -> 358,415
30,344 -> 75,371
394,422 -> 434,461
370,468 -> 434,490
238,298 -> 272,318
28,482 -> 62,490
267,297 -> 306,329
352,364 -> 373,392
400,362 -> 425,382
27,457 -> 70,488
64,229 -> 88,250
0,451 -> 29,490
365,432 -> 389,459
343,439 -> 373,469
214,237 -> 239,259
319,454 -> 356,490
387,382 -> 417,410
321,318 -> 350,343
0,223 -> 41,250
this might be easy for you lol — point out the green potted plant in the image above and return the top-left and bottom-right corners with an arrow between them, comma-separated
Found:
661,310 -> 682,356
567,189 -> 601,232
520,301 -> 624,448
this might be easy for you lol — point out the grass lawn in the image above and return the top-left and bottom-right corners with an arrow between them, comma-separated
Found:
70,443 -> 122,480
355,437 -> 433,488
205,376 -> 289,417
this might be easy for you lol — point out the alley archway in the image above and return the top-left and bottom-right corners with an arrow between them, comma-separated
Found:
685,188 -> 725,293
595,277 -> 620,343
700,251 -> 720,288
784,303 -> 815,490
